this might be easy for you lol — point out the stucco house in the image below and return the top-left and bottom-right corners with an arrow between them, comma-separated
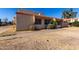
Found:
16,10 -> 68,31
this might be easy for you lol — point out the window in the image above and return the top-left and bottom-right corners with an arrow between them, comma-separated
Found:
35,19 -> 41,24
44,19 -> 50,25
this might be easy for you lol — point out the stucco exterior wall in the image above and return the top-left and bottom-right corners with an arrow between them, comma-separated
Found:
16,14 -> 34,31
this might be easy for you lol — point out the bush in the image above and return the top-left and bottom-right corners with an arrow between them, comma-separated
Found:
47,20 -> 58,29
72,20 -> 79,27
47,24 -> 54,29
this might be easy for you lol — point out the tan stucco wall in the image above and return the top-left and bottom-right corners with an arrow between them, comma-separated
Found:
16,14 -> 34,31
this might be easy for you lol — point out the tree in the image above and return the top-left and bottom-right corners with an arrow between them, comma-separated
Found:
62,8 -> 77,18
0,19 -> 2,26
8,21 -> 12,25
3,17 -> 8,25
51,20 -> 58,28
47,19 -> 58,29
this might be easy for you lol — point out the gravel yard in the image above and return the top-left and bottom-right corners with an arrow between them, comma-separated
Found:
0,27 -> 79,50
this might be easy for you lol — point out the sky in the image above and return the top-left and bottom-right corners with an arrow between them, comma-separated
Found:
0,8 -> 79,21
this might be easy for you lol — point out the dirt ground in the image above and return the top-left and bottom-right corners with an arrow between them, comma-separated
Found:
0,26 -> 79,50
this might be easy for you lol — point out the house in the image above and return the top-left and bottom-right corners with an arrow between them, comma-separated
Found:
63,18 -> 79,26
16,10 -> 68,31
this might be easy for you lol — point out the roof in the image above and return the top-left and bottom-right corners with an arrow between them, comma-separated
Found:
16,11 -> 53,19
16,10 -> 62,20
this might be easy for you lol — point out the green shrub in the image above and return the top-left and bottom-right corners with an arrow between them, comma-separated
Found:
47,20 -> 58,29
72,20 -> 79,27
47,24 -> 54,29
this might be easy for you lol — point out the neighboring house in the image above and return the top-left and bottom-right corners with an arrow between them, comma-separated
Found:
63,18 -> 78,23
16,10 -> 68,31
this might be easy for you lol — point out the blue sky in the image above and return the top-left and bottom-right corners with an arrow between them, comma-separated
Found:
0,8 -> 79,21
